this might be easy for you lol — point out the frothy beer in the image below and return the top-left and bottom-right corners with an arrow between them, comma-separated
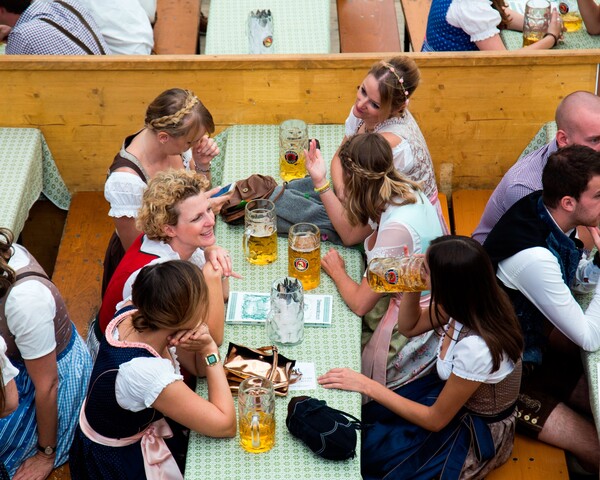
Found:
288,223 -> 320,290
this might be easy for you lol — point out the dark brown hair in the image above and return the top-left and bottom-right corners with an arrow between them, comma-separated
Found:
367,56 -> 420,118
426,235 -> 523,371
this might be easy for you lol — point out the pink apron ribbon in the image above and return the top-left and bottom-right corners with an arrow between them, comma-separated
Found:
362,293 -> 431,400
78,400 -> 183,480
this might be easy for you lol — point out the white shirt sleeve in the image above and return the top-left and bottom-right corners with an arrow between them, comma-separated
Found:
0,337 -> 19,385
5,280 -> 56,360
446,0 -> 501,42
344,106 -> 360,137
104,172 -> 147,218
115,352 -> 183,412
451,336 -> 513,383
498,247 -> 600,351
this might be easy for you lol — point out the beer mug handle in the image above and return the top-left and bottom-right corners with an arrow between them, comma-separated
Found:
243,228 -> 251,259
251,413 -> 261,448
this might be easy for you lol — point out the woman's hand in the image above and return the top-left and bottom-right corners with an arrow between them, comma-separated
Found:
0,25 -> 11,42
206,185 -> 233,214
203,245 -> 241,279
547,8 -> 564,39
193,136 -> 220,169
318,368 -> 369,394
321,248 -> 347,281
169,322 -> 217,355
13,452 -> 55,480
305,139 -> 328,189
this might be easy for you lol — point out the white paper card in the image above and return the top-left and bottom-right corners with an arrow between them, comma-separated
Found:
226,291 -> 333,326
289,362 -> 317,390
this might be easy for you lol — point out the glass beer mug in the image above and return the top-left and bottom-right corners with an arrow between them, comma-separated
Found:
522,0 -> 551,46
367,250 -> 428,293
279,119 -> 308,182
243,199 -> 277,265
559,0 -> 582,32
288,223 -> 321,291
238,376 -> 276,453
267,276 -> 304,345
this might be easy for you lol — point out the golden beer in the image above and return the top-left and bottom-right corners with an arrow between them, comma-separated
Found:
279,151 -> 307,182
288,245 -> 320,290
561,12 -> 582,32
367,256 -> 428,293
288,223 -> 321,290
244,231 -> 278,265
239,411 -> 276,453
523,31 -> 544,46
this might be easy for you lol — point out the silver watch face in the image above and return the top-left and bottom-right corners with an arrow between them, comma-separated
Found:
43,446 -> 55,455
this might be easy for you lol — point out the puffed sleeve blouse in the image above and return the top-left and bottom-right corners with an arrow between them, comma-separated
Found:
446,0 -> 502,43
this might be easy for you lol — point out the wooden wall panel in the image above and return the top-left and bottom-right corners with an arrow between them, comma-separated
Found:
0,52 -> 597,192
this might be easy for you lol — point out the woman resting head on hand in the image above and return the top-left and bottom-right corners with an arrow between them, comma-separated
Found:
319,235 -> 524,480
70,260 -> 236,479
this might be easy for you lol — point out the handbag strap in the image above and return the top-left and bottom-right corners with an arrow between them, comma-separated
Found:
40,1 -> 107,55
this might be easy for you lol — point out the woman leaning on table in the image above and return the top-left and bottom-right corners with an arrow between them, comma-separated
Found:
102,87 -> 222,294
422,0 -> 563,50
319,236 -> 524,480
306,133 -> 444,392
274,55 -> 449,246
70,261 -> 236,479
0,228 -> 92,480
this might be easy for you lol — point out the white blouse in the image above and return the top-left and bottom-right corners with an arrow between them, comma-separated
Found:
446,0 -> 502,42
0,336 -> 19,385
436,320 -> 514,383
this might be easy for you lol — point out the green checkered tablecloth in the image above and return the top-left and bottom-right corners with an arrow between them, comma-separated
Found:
0,128 -> 71,237
501,1 -> 600,49
186,125 -> 363,479
205,0 -> 331,54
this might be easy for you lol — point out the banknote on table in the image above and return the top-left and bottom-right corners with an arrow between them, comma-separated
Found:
226,291 -> 332,326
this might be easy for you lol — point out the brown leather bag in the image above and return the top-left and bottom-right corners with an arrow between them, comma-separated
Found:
219,174 -> 280,224
223,343 -> 302,396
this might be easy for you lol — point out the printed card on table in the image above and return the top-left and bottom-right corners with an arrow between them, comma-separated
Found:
226,291 -> 333,326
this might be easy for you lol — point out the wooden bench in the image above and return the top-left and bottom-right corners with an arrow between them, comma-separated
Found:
336,0 -> 401,53
399,0 -> 431,51
153,0 -> 202,54
451,189 -> 494,237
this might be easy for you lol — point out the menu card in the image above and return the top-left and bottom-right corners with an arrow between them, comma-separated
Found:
226,291 -> 333,327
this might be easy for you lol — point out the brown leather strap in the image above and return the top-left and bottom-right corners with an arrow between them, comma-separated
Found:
55,0 -> 107,54
271,182 -> 287,203
108,156 -> 147,184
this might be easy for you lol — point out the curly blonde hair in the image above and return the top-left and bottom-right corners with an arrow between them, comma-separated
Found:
145,88 -> 215,139
340,133 -> 422,226
137,169 -> 210,241
367,56 -> 420,119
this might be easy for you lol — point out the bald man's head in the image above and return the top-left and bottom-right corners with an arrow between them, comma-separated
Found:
555,91 -> 600,150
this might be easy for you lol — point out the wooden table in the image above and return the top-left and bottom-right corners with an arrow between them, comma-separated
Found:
205,0 -> 331,54
0,128 -> 70,237
185,125 -> 363,479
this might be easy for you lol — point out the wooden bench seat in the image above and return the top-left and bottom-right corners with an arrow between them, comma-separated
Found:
451,189 -> 494,237
153,0 -> 202,54
336,0 -> 401,53
399,0 -> 431,51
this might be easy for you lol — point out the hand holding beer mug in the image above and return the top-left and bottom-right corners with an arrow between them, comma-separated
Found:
523,0 -> 551,46
367,246 -> 428,293
288,223 -> 321,291
279,119 -> 308,182
266,277 -> 304,345
243,199 -> 277,265
238,376 -> 276,453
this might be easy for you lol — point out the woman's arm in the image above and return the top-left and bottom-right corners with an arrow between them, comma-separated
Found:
321,248 -> 382,316
14,352 -> 59,480
578,0 -> 600,34
191,136 -> 220,186
199,262 -> 225,346
113,217 -> 140,252
319,368 -> 480,432
1,378 -> 18,418
397,292 -> 450,337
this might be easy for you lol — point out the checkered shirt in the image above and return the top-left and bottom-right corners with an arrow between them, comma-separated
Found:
6,0 -> 111,55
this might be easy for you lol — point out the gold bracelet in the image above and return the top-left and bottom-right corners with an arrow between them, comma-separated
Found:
314,180 -> 331,194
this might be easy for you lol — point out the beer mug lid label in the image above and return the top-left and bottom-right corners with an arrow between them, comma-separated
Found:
285,150 -> 299,164
384,268 -> 399,285
294,257 -> 310,272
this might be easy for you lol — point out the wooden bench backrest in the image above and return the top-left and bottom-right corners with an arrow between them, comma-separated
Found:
400,0 -> 432,51
0,52 -> 597,192
153,0 -> 201,54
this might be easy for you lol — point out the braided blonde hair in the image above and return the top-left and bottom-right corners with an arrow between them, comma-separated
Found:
340,133 -> 422,226
145,88 -> 215,138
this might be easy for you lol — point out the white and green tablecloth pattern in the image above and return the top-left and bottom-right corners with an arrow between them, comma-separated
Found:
205,0 -> 331,54
0,128 -> 71,237
502,0 -> 600,49
186,125 -> 364,479
517,121 -> 557,160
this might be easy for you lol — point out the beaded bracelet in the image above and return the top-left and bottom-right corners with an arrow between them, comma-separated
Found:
196,162 -> 211,173
543,32 -> 558,48
314,180 -> 331,194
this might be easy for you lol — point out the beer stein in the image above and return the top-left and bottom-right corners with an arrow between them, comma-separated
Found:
279,119 -> 308,182
266,277 -> 304,345
243,199 -> 277,265
559,0 -> 582,32
288,223 -> 321,291
367,248 -> 428,293
523,0 -> 551,46
238,376 -> 276,453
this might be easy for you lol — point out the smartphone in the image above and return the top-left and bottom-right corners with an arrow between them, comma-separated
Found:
211,182 -> 236,198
